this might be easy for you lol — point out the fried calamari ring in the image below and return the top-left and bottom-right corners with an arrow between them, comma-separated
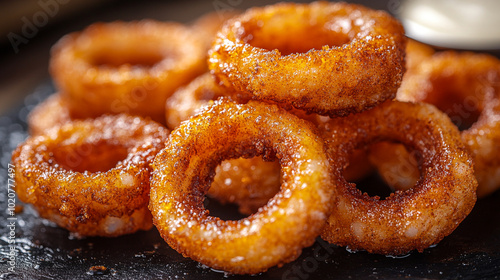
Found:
394,52 -> 500,197
319,101 -> 477,255
50,20 -> 206,124
12,114 -> 169,237
209,1 -> 406,116
150,99 -> 334,274
27,93 -> 72,136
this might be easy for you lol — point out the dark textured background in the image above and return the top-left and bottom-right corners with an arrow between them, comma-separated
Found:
1,1 -> 500,279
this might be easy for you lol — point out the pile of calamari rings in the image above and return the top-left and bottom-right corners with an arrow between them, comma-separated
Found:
13,1 -> 500,275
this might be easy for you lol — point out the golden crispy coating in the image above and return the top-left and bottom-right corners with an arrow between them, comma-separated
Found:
149,99 -> 334,274
50,20 -> 206,124
12,114 -> 169,237
361,40 -> 432,192
394,51 -> 500,197
319,101 -> 477,255
209,1 -> 406,116
365,41 -> 432,193
28,93 -> 72,136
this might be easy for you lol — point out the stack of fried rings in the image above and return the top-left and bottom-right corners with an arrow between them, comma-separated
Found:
371,52 -> 500,198
12,114 -> 169,237
10,0 -> 484,275
151,99 -> 477,272
150,2 -> 476,273
150,99 -> 335,274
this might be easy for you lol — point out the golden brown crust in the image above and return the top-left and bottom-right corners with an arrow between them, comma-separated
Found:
319,101 -> 477,255
360,40 -> 432,193
12,114 -> 169,237
50,20 -> 207,124
150,99 -> 334,274
209,1 -> 406,116
395,51 -> 500,197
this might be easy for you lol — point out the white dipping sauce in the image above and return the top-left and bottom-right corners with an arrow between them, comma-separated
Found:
399,0 -> 500,50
